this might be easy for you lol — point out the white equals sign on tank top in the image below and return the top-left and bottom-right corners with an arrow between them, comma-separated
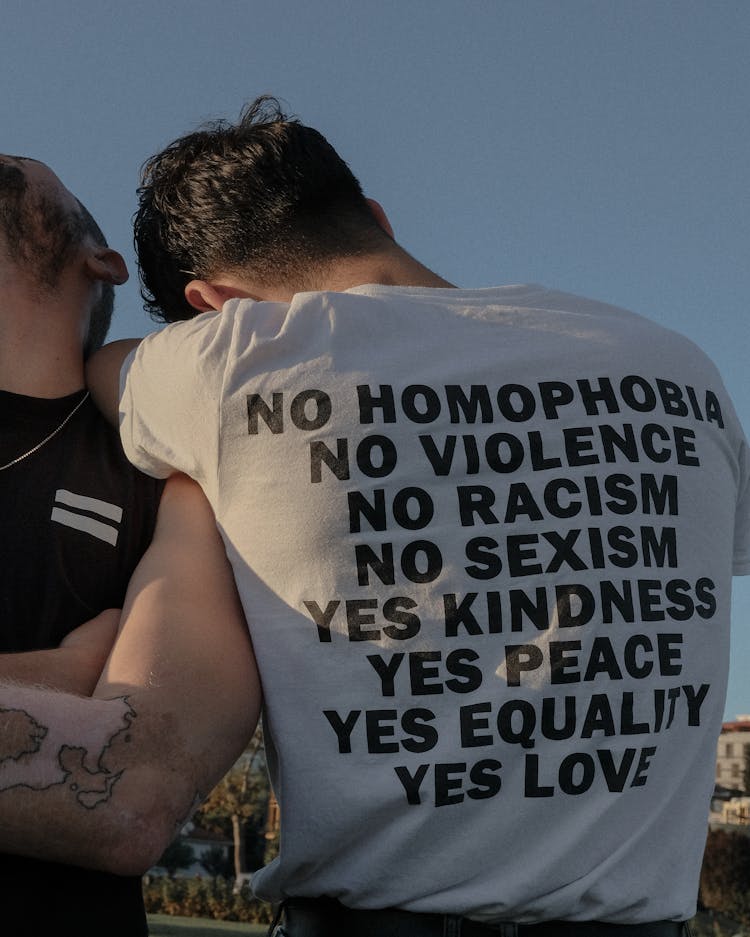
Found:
51,489 -> 123,546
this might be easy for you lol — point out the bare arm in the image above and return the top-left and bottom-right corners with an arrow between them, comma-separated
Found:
0,474 -> 260,874
86,338 -> 141,426
0,610 -> 120,695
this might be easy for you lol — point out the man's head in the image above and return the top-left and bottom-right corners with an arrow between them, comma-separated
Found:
0,156 -> 125,357
135,96 -> 392,323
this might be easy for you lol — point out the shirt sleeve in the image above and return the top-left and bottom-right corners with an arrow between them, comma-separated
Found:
118,314 -> 225,487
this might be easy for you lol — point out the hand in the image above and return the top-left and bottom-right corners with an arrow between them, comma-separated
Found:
0,610 -> 123,696
58,609 -> 122,693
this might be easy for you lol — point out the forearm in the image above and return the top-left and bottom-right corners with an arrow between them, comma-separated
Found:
0,684 -> 184,873
0,649 -> 99,695
0,609 -> 121,696
0,678 -> 249,875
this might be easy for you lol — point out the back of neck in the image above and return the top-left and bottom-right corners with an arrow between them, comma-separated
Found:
315,246 -> 455,294
0,298 -> 84,397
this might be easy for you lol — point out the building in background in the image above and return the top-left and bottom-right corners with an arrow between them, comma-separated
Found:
715,716 -> 750,791
710,716 -> 750,830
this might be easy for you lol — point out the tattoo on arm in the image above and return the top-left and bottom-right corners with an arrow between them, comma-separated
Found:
0,697 -> 136,809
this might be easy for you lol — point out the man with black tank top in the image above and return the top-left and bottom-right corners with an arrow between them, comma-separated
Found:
0,156 -> 260,936
0,154 -> 160,936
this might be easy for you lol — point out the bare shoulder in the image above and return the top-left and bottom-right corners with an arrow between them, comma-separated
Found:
85,338 -> 142,425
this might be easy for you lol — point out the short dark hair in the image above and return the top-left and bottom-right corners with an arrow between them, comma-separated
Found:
0,159 -> 27,258
0,157 -> 114,356
0,158 -> 79,290
135,96 -> 385,323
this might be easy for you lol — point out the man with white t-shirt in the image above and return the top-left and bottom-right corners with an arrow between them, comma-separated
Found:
82,96 -> 750,936
16,99 -> 750,935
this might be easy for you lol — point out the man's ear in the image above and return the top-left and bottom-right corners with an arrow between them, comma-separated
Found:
85,247 -> 129,285
185,279 -> 234,312
366,198 -> 394,239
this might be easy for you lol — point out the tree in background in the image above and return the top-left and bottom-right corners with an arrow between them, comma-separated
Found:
700,829 -> 750,926
157,839 -> 196,878
193,726 -> 271,881
199,845 -> 234,879
263,790 -> 280,867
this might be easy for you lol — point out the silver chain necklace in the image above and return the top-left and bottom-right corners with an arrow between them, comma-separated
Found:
0,391 -> 90,472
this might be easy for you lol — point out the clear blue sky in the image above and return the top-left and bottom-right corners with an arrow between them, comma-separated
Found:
3,0 -> 748,718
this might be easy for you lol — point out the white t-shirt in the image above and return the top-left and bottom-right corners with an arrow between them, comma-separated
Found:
120,285 -> 750,924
